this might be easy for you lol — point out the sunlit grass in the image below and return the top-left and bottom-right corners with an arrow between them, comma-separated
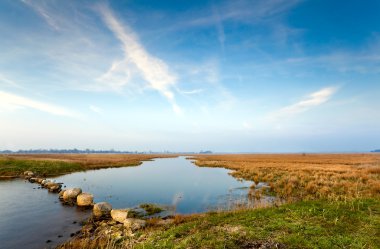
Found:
192,153 -> 380,201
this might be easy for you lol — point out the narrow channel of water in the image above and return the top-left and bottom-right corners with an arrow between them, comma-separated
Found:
0,179 -> 90,249
0,156 -> 261,249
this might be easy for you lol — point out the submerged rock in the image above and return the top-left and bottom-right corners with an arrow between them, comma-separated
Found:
77,193 -> 94,207
63,188 -> 82,201
123,218 -> 146,231
110,209 -> 129,223
93,202 -> 112,218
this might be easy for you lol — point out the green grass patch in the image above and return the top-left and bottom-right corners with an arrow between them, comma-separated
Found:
0,157 -> 83,177
137,198 -> 380,249
140,203 -> 163,215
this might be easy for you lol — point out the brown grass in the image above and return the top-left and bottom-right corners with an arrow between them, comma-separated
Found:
2,153 -> 175,166
191,153 -> 380,201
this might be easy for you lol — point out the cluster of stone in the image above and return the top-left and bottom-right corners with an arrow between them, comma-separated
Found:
23,170 -> 174,241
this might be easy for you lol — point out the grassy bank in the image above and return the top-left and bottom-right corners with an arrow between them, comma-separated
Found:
61,198 -> 380,249
138,199 -> 380,249
0,154 -> 174,178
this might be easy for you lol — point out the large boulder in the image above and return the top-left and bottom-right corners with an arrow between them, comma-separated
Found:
93,202 -> 112,218
77,193 -> 94,207
63,188 -> 82,201
110,209 -> 129,223
123,218 -> 146,231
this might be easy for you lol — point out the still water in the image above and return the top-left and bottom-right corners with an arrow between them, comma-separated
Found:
0,157 -> 255,249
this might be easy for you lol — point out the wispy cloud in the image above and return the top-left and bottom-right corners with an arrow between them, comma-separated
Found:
89,105 -> 103,114
0,90 -> 79,118
22,0 -> 60,30
97,5 -> 181,114
185,0 -> 300,27
270,87 -> 338,119
0,74 -> 22,89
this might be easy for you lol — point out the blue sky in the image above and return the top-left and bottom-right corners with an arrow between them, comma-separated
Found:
0,0 -> 379,152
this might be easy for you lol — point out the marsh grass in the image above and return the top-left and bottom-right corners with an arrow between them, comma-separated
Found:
191,154 -> 380,201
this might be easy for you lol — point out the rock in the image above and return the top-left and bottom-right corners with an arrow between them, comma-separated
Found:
93,202 -> 112,218
45,182 -> 56,188
63,188 -> 82,201
123,218 -> 146,231
58,190 -> 66,200
77,193 -> 94,207
36,178 -> 45,184
24,171 -> 34,177
48,183 -> 62,193
110,209 -> 129,223
41,180 -> 50,187
29,177 -> 38,183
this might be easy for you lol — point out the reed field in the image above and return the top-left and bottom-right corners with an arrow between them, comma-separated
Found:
192,153 -> 380,201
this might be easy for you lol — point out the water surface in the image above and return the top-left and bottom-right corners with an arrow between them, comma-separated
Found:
55,157 -> 255,213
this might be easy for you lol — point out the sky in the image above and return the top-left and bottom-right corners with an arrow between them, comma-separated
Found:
0,0 -> 379,152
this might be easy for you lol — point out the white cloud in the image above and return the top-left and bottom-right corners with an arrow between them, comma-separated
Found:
0,90 -> 79,118
97,5 -> 181,114
271,86 -> 338,118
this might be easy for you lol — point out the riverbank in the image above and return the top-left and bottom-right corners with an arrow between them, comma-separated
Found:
0,154 -> 175,178
59,198 -> 380,249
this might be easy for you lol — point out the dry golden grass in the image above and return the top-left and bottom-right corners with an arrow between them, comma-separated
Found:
191,153 -> 380,201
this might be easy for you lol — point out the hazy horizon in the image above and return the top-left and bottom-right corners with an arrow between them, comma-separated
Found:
1,0 -> 379,152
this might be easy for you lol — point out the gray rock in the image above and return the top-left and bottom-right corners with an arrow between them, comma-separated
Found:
123,218 -> 146,231
110,209 -> 129,223
93,202 -> 112,218
77,193 -> 94,207
63,188 -> 82,201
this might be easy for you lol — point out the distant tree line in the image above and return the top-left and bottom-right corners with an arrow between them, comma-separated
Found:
0,149 -> 134,154
0,149 -> 213,154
